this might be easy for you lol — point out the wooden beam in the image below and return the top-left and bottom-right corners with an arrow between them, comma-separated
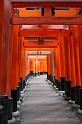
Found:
25,47 -> 55,51
24,40 -> 58,48
12,16 -> 82,25
24,37 -> 57,40
20,29 -> 69,37
24,45 -> 57,48
11,0 -> 82,7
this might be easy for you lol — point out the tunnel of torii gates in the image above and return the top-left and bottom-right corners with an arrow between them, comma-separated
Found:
1,0 -> 82,104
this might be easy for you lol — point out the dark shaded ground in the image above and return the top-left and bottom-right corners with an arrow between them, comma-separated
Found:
20,75 -> 82,124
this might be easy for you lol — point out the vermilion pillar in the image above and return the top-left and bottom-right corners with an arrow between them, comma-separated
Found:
58,37 -> 65,79
25,52 -> 28,76
70,25 -> 81,86
10,25 -> 20,90
0,0 -> 10,94
6,24 -> 13,95
54,48 -> 61,81
69,33 -> 76,87
22,48 -> 26,79
20,39 -> 27,80
54,49 -> 57,80
47,54 -> 52,76
63,36 -> 71,81
77,25 -> 82,87
27,57 -> 31,75
36,56 -> 40,73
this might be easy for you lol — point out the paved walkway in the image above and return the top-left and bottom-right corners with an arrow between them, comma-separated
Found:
21,75 -> 81,124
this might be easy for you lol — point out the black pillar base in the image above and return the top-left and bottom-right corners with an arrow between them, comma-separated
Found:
60,77 -> 65,91
23,80 -> 26,90
65,80 -> 71,98
40,72 -> 43,75
11,89 -> 17,112
55,79 -> 58,88
49,74 -> 54,84
30,71 -> 34,76
0,105 -> 3,124
8,98 -> 13,120
44,72 -> 48,75
20,77 -> 23,91
35,73 -> 37,76
47,74 -> 49,80
39,72 -> 47,75
52,76 -> 55,85
57,80 -> 61,91
55,80 -> 61,91
17,86 -> 20,101
0,95 -> 8,124
70,87 -> 75,101
80,88 -> 82,110
75,86 -> 80,105
19,77 -> 26,91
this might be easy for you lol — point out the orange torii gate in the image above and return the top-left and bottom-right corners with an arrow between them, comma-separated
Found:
0,0 -> 82,101
1,1 -> 82,121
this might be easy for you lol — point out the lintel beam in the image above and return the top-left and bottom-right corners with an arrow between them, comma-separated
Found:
25,48 -> 55,51
11,0 -> 82,7
24,40 -> 58,48
24,45 -> 57,48
21,29 -> 69,37
24,37 -> 57,40
12,16 -> 82,25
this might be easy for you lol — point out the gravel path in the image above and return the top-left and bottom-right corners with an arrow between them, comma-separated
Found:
20,75 -> 82,124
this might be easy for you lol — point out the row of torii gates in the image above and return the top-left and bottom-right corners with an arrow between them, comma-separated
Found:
1,0 -> 82,123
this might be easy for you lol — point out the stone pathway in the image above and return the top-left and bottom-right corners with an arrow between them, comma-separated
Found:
20,75 -> 82,124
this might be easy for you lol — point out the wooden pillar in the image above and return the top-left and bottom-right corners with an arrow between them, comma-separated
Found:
37,56 -> 40,73
33,58 -> 36,73
35,56 -> 37,74
69,32 -> 76,87
10,25 -> 20,90
58,37 -> 65,79
51,51 -> 55,79
54,47 -> 61,81
70,25 -> 81,86
34,59 -> 36,73
77,25 -> 82,87
38,58 -> 41,73
27,56 -> 31,75
20,38 -> 26,80
47,54 -> 52,76
0,0 -> 10,94
54,49 -> 57,80
26,54 -> 32,76
38,58 -> 41,72
63,36 -> 71,81
22,47 -> 26,79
